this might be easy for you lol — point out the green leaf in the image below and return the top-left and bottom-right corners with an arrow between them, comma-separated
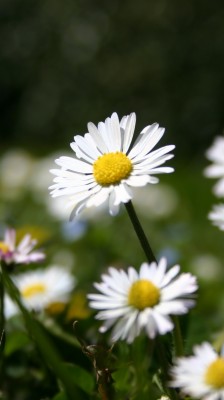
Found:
63,363 -> 95,395
2,270 -> 83,400
5,330 -> 30,356
52,391 -> 68,400
40,316 -> 79,347
112,367 -> 131,391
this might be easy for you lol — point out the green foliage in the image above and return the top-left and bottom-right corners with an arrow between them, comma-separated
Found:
4,330 -> 30,356
62,363 -> 95,395
2,270 -> 86,399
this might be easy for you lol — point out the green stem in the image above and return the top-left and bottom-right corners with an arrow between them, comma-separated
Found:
155,339 -> 179,400
172,316 -> 184,357
125,201 -> 157,263
0,263 -> 5,389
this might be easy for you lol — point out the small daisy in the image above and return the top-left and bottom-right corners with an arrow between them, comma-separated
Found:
0,228 -> 45,265
11,265 -> 76,311
88,258 -> 197,343
208,204 -> 224,231
204,135 -> 224,197
170,342 -> 224,400
49,112 -> 175,217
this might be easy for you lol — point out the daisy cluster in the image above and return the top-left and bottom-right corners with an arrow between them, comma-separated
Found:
204,135 -> 224,230
1,227 -> 75,318
50,113 -> 216,393
3,112 -> 223,399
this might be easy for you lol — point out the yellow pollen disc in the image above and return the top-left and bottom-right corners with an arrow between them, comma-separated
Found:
93,152 -> 132,186
22,283 -> 46,299
128,279 -> 160,310
205,358 -> 224,388
0,242 -> 10,254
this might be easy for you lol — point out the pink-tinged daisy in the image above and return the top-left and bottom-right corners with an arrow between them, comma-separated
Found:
208,204 -> 224,231
170,342 -> 224,400
0,228 -> 45,265
88,258 -> 197,343
204,135 -> 224,197
49,112 -> 175,218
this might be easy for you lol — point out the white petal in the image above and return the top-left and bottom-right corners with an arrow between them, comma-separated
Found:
55,156 -> 92,173
122,112 -> 136,153
128,123 -> 161,159
127,175 -> 150,187
87,122 -> 109,153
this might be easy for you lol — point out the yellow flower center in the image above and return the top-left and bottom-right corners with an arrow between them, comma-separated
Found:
128,279 -> 160,310
22,283 -> 46,299
205,358 -> 224,388
93,152 -> 132,186
0,242 -> 10,254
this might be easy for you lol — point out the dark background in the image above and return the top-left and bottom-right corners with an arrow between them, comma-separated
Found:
1,0 -> 224,159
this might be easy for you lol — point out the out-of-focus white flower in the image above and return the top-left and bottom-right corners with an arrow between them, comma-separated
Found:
0,150 -> 35,199
157,397 -> 170,400
11,265 -> 76,311
0,228 -> 45,265
190,254 -> 222,281
133,183 -> 179,219
170,342 -> 224,400
50,112 -> 175,218
204,136 -> 224,197
208,204 -> 224,231
88,258 -> 197,343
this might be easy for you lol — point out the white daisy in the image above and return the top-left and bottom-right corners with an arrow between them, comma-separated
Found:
170,342 -> 224,400
88,258 -> 197,343
204,135 -> 224,197
208,204 -> 224,231
11,265 -> 76,311
49,112 -> 175,217
0,228 -> 45,265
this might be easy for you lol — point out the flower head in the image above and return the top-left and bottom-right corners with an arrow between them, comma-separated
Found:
88,258 -> 197,343
50,112 -> 175,218
11,265 -> 76,312
0,228 -> 45,265
204,135 -> 224,197
208,204 -> 224,231
170,342 -> 224,400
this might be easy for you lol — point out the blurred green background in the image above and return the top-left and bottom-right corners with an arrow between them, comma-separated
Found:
1,0 -> 224,159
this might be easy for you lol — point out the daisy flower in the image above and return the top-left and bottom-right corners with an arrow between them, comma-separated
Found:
0,228 -> 45,265
204,135 -> 224,197
11,265 -> 76,311
170,342 -> 224,400
208,204 -> 224,231
49,112 -> 175,217
88,258 -> 197,343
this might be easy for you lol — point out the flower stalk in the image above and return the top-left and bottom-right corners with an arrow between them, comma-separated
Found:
172,316 -> 184,357
125,200 -> 157,263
